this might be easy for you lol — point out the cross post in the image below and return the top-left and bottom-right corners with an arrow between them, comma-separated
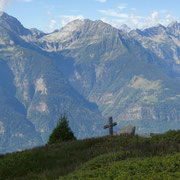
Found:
104,117 -> 117,136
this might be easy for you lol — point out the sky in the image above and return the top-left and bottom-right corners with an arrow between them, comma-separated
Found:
1,0 -> 180,32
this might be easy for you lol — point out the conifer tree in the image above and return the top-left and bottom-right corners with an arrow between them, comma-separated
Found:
48,114 -> 76,144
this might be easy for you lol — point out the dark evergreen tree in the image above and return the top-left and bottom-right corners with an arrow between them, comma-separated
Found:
48,114 -> 76,144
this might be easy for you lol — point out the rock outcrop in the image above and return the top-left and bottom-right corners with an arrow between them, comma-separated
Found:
115,125 -> 136,136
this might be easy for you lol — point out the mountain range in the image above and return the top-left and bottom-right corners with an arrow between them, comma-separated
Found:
0,12 -> 180,153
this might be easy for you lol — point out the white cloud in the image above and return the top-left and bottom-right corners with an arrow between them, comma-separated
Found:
99,8 -> 178,30
50,19 -> 57,31
0,0 -> 32,12
99,9 -> 128,18
152,11 -> 160,21
99,9 -> 143,29
96,0 -> 107,3
101,14 -> 142,29
135,11 -> 176,29
0,0 -> 11,12
101,17 -> 126,28
165,14 -> 176,25
118,3 -> 128,10
60,15 -> 84,27
128,14 -> 143,28
100,17 -> 109,24
143,11 -> 160,28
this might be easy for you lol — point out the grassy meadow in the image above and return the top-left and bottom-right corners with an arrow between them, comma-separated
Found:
0,130 -> 180,179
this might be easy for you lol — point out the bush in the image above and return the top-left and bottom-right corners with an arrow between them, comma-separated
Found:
48,114 -> 76,145
152,130 -> 180,143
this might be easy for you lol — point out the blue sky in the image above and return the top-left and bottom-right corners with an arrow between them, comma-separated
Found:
1,0 -> 179,32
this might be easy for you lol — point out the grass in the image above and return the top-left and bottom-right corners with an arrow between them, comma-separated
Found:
60,152 -> 180,180
0,130 -> 180,179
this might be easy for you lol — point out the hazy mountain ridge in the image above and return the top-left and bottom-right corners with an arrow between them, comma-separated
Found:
0,13 -> 105,153
0,12 -> 180,153
41,18 -> 180,133
130,22 -> 180,80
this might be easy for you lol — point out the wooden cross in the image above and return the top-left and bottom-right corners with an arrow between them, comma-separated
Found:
104,117 -> 117,136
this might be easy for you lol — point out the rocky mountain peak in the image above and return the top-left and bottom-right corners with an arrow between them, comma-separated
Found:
119,24 -> 131,32
52,18 -> 114,38
39,18 -> 118,49
30,28 -> 46,39
140,24 -> 167,38
0,12 -> 30,36
167,21 -> 180,36
63,19 -> 85,31
40,19 -> 85,43
168,21 -> 179,27
0,12 -> 9,18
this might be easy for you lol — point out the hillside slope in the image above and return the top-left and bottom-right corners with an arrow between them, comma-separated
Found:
61,152 -> 180,179
0,130 -> 180,179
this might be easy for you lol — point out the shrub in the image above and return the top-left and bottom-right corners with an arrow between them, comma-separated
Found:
48,114 -> 76,145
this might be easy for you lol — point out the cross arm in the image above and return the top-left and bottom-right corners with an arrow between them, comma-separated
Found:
113,122 -> 117,126
104,125 -> 109,129
104,122 -> 117,129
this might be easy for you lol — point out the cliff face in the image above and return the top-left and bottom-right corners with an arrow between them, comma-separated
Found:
0,13 -> 180,153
